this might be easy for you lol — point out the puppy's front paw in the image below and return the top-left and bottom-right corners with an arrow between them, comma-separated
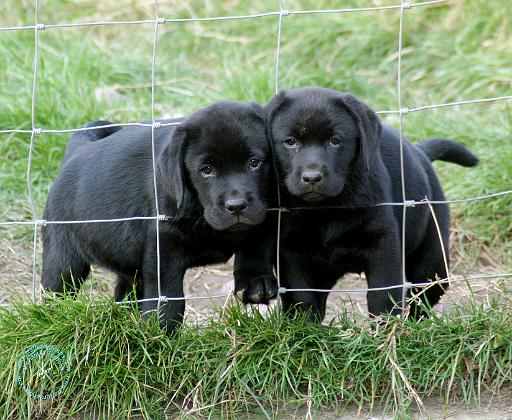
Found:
235,274 -> 278,305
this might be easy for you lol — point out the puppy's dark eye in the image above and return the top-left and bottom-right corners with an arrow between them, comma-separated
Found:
248,158 -> 263,170
200,165 -> 215,177
284,137 -> 298,148
329,136 -> 342,147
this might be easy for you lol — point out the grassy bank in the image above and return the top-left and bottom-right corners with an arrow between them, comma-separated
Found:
0,295 -> 511,419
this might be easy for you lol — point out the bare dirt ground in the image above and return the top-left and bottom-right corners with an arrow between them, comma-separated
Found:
268,389 -> 512,419
1,233 -> 509,321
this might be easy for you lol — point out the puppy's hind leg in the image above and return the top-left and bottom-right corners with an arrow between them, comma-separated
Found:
41,226 -> 90,297
406,208 -> 450,318
114,272 -> 143,310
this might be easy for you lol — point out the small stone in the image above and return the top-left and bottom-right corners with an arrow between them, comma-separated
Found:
94,86 -> 122,103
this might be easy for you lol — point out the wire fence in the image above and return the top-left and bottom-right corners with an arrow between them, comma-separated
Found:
0,0 -> 511,314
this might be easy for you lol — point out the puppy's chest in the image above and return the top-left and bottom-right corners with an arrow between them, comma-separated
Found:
167,222 -> 239,257
283,216 -> 369,255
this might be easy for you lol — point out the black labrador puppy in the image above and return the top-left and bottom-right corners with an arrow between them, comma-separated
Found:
42,101 -> 277,332
265,87 -> 478,321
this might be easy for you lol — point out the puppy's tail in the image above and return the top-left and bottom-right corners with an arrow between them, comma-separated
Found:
416,138 -> 479,167
64,120 -> 120,162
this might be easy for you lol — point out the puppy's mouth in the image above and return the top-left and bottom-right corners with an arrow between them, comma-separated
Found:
300,191 -> 327,202
225,215 -> 259,231
226,221 -> 251,232
206,209 -> 267,232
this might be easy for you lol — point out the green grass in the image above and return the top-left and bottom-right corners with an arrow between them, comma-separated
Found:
0,295 -> 511,419
0,0 -> 511,261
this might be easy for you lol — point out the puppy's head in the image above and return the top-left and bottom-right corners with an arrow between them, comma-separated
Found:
266,87 -> 382,202
159,101 -> 270,231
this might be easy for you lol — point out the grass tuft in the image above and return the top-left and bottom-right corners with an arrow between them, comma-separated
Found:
0,294 -> 511,419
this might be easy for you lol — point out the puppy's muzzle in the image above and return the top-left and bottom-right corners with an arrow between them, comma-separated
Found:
301,171 -> 323,185
224,198 -> 248,215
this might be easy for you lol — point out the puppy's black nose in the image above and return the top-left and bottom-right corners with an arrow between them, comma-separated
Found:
225,199 -> 248,215
301,171 -> 323,185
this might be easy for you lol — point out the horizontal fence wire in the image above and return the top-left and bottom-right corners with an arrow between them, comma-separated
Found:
1,189 -> 511,227
0,1 -> 448,33
6,271 -> 505,308
0,0 -> 510,310
2,95 -> 512,135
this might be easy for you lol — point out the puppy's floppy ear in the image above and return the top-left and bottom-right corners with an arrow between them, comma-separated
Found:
157,125 -> 193,213
337,94 -> 382,172
265,90 -> 290,136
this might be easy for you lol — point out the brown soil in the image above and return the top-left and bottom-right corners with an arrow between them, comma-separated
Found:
1,236 -> 509,322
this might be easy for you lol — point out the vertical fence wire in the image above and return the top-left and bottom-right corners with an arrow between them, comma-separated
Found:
27,0 -> 42,303
151,1 -> 164,314
397,2 -> 409,310
272,0 -> 287,295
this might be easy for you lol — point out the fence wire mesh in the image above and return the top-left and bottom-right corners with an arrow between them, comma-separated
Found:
0,0 -> 510,314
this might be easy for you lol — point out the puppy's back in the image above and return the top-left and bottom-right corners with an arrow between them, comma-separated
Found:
63,120 -> 121,163
46,123 -> 178,222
